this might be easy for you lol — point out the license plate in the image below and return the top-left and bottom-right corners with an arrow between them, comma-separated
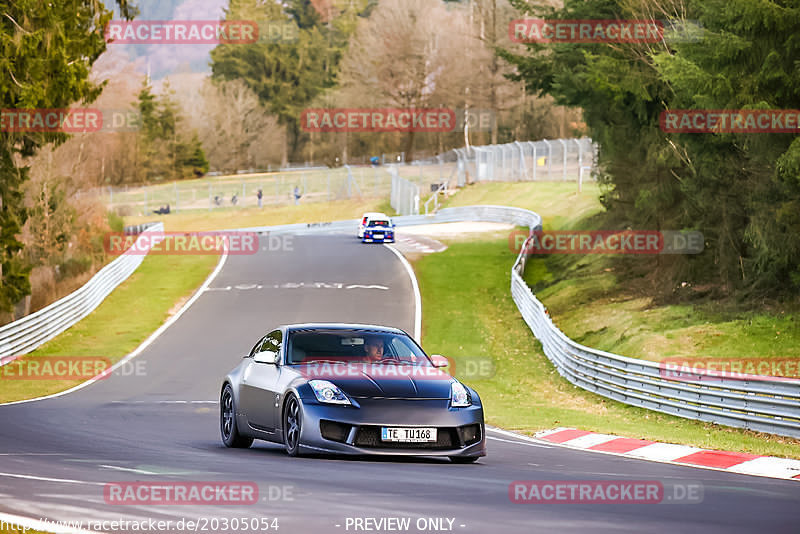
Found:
381,427 -> 437,443
373,233 -> 384,238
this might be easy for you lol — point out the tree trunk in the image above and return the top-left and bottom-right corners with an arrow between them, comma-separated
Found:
489,0 -> 498,145
404,130 -> 416,163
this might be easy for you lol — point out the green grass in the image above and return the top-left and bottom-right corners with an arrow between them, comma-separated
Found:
0,253 -> 219,403
414,237 -> 800,458
521,227 -> 800,368
442,180 -> 603,229
531,263 -> 800,365
442,181 -> 800,368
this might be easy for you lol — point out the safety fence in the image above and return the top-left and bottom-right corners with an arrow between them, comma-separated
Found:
91,166 -> 391,215
0,223 -> 165,361
389,138 -> 596,216
415,138 -> 596,187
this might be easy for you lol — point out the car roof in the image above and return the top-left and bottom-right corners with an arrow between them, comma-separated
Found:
282,323 -> 407,335
361,212 -> 387,218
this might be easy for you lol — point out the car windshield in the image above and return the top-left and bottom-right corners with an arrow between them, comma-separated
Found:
368,220 -> 390,227
287,330 -> 429,365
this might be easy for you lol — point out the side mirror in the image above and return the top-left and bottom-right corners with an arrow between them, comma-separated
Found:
430,354 -> 449,368
254,350 -> 278,365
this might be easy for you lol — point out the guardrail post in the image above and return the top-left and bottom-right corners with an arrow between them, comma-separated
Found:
579,166 -> 591,192
573,138 -> 583,180
542,139 -> 552,179
529,142 -> 538,181
515,141 -> 526,181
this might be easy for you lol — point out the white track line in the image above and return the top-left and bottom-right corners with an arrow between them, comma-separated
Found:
0,247 -> 229,406
486,426 -> 553,448
0,472 -> 103,486
383,244 -> 422,342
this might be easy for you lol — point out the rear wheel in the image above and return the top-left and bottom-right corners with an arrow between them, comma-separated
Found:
220,384 -> 253,448
449,456 -> 479,464
283,394 -> 302,457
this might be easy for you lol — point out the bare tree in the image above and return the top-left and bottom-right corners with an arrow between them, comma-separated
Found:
185,78 -> 283,172
339,0 -> 480,160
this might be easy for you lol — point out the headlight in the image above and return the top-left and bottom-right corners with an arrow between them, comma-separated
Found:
309,380 -> 351,405
450,381 -> 471,407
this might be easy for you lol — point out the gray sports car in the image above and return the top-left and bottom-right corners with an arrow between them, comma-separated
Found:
220,323 -> 486,462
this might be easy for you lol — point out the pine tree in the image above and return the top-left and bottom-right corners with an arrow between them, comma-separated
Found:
0,0 -> 131,313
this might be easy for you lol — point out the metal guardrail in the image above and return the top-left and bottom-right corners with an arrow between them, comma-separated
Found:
0,223 -> 165,362
484,207 -> 799,440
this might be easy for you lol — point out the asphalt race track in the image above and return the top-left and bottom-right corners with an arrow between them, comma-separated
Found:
1,235 -> 799,533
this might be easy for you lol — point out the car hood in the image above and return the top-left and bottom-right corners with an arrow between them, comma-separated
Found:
297,363 -> 453,399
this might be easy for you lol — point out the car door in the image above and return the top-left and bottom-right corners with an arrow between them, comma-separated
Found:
240,329 -> 283,433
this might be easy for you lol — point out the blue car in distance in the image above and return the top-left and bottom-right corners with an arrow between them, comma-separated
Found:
362,217 -> 395,243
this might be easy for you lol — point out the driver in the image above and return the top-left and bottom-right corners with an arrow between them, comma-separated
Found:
363,336 -> 385,362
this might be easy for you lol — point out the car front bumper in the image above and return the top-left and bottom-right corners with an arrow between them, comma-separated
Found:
362,234 -> 394,243
297,398 -> 486,457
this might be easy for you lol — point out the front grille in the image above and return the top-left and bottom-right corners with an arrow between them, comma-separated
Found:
354,426 -> 458,450
320,420 -> 351,443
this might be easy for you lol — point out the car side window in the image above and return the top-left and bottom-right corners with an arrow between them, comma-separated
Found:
390,337 -> 420,362
248,336 -> 267,358
261,330 -> 283,358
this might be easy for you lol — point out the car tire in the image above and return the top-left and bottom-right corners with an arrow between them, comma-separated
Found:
449,456 -> 479,464
283,394 -> 303,457
220,383 -> 253,448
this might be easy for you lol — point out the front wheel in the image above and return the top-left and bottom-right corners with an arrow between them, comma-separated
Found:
220,384 -> 253,448
283,394 -> 302,457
